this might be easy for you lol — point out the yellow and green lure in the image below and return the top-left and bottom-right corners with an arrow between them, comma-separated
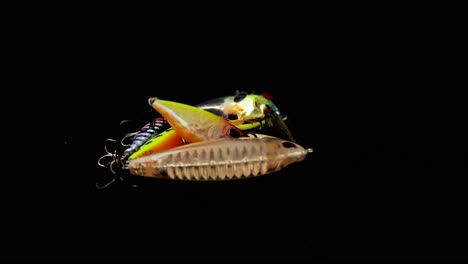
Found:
97,92 -> 311,187
127,92 -> 294,160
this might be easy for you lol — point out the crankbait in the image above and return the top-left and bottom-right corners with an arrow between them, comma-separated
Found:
125,92 -> 287,158
97,91 -> 304,188
128,98 -> 312,180
128,136 -> 313,180
128,95 -> 294,161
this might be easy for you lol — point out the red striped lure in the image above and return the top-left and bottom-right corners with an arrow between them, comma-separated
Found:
97,91 -> 311,188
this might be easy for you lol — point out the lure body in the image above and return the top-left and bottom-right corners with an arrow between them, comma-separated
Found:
149,97 -> 247,143
128,136 -> 312,180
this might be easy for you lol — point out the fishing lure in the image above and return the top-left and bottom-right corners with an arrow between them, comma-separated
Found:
128,136 -> 313,180
128,98 -> 312,180
97,91 -> 305,188
126,91 -> 289,159
121,97 -> 249,164
99,92 -> 291,168
129,95 -> 294,161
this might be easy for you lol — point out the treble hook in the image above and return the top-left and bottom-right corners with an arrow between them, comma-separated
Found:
97,139 -> 121,172
97,139 -> 122,189
97,138 -> 138,189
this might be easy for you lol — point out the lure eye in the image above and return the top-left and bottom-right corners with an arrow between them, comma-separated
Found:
282,141 -> 297,148
227,114 -> 238,120
228,128 -> 242,138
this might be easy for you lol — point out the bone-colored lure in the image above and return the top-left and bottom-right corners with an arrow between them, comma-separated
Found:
128,136 -> 313,180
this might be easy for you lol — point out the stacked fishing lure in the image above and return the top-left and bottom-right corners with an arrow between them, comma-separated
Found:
98,92 -> 312,185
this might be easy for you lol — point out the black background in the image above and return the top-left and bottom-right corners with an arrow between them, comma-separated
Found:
2,5 -> 466,261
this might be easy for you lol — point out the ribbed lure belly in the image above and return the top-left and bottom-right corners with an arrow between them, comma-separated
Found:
128,137 -> 313,180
